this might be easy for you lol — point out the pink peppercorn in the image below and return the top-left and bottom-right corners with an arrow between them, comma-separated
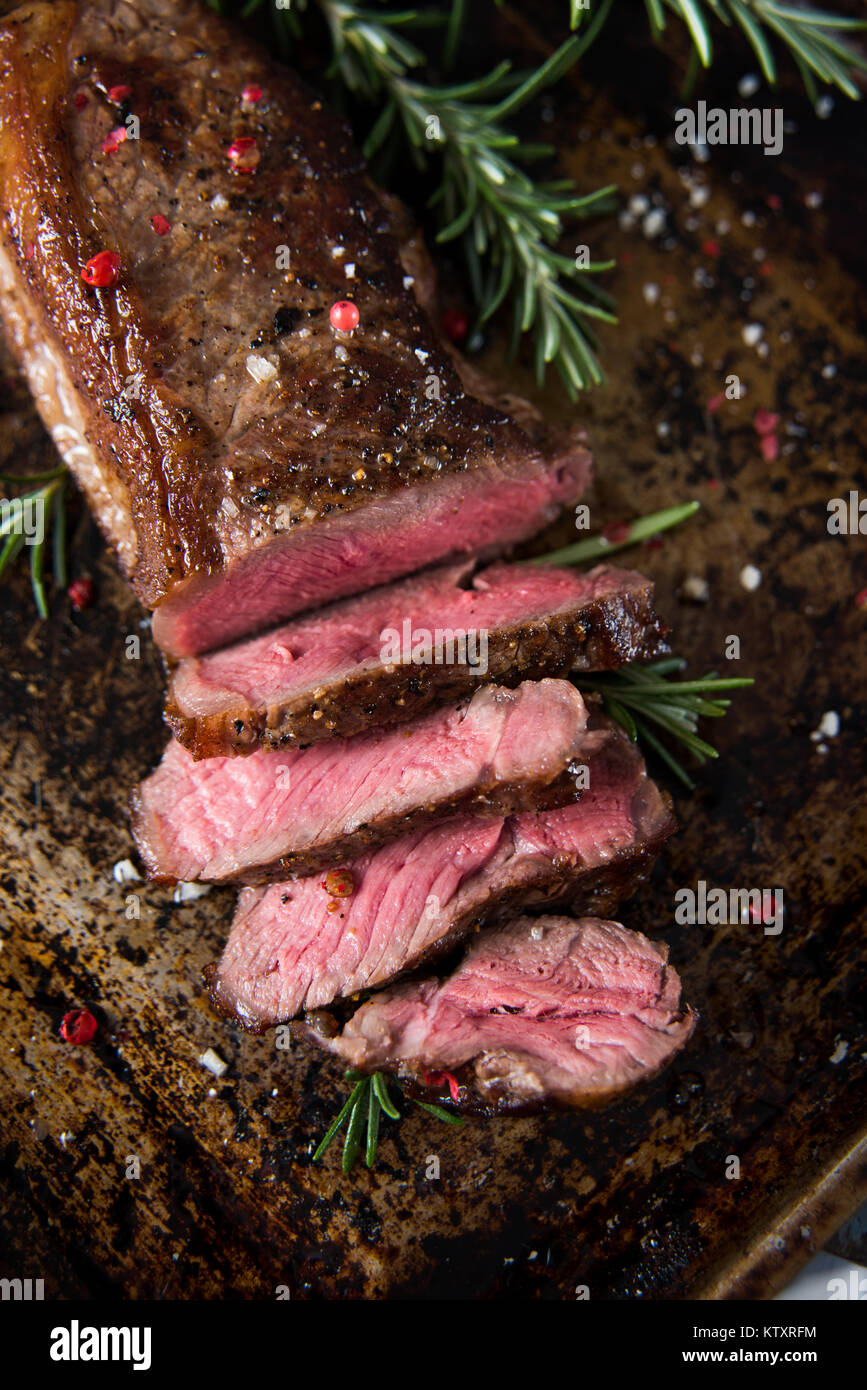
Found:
68,576 -> 96,609
81,251 -> 121,288
60,1009 -> 98,1044
329,300 -> 359,333
227,137 -> 260,171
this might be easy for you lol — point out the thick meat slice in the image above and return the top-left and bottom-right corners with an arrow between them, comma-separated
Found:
303,916 -> 695,1114
0,0 -> 590,657
207,720 -> 674,1029
167,561 -> 668,758
133,680 -> 589,884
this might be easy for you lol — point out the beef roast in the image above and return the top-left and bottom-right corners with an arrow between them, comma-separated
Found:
167,561 -> 668,758
207,719 -> 675,1029
0,0 -> 590,658
133,680 -> 590,884
302,915 -> 696,1114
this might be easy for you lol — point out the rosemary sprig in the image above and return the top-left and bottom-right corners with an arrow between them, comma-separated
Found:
528,499 -> 752,785
530,499 -> 700,567
0,467 -> 69,618
639,0 -> 867,100
321,0 -> 617,393
576,658 -> 754,789
314,1068 -> 464,1172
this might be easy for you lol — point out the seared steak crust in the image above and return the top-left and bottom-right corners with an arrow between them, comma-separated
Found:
0,0 -> 590,656
167,561 -> 669,759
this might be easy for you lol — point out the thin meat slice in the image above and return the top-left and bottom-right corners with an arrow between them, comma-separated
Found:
302,916 -> 696,1114
167,561 -> 668,758
207,720 -> 675,1028
133,680 -> 589,884
0,0 -> 590,658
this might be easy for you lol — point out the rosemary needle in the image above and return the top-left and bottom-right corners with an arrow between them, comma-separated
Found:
530,500 -> 700,567
413,1100 -> 465,1124
0,470 -> 69,616
342,1076 -> 368,1173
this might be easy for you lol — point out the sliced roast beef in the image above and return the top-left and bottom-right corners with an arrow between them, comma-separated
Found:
302,915 -> 695,1114
0,0 -> 590,658
167,561 -> 668,759
207,719 -> 674,1029
133,680 -> 589,884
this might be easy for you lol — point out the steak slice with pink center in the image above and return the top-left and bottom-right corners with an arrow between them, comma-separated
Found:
301,915 -> 695,1113
133,679 -> 589,884
167,561 -> 668,759
207,719 -> 674,1028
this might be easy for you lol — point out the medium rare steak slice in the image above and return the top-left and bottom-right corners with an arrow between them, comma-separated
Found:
0,0 -> 590,658
167,561 -> 668,758
207,720 -> 674,1029
302,916 -> 695,1114
133,680 -> 589,884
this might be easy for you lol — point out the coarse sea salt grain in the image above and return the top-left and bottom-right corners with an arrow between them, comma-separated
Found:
814,710 -> 840,739
210,192 -> 229,212
642,209 -> 666,239
642,283 -> 660,305
199,1048 -> 228,1079
174,881 -> 212,904
683,575 -> 710,602
742,322 -> 764,347
740,564 -> 762,591
246,354 -> 277,383
112,858 -> 141,884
